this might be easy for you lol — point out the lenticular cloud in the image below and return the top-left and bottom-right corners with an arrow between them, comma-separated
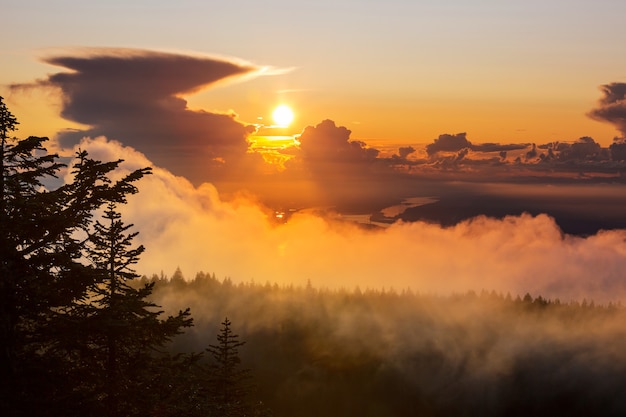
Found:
27,48 -> 262,183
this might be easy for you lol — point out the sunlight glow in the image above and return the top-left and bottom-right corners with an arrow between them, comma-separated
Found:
272,105 -> 294,127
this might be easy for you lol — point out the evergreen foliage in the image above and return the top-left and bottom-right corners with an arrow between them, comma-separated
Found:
73,203 -> 193,417
148,275 -> 626,417
205,317 -> 252,416
0,96 -> 90,415
0,98 -> 194,416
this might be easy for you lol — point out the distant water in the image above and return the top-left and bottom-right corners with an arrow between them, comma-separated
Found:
380,197 -> 438,217
339,197 -> 438,227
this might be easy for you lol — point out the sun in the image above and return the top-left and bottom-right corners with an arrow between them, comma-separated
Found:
272,105 -> 294,127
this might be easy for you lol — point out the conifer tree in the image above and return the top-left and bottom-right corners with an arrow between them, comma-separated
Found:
0,97 -> 76,415
0,96 -> 162,416
206,317 -> 252,416
76,202 -> 193,417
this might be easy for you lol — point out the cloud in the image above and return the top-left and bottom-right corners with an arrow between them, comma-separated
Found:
554,137 -> 605,161
73,137 -> 626,304
295,119 -> 379,169
525,143 -> 538,160
411,125 -> 625,181
472,142 -> 529,153
15,48 -> 267,184
426,133 -> 471,156
423,133 -> 530,163
609,138 -> 626,161
588,82 -> 626,137
396,146 -> 416,159
283,120 -> 401,210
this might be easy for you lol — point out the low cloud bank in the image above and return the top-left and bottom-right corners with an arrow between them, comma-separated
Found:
75,137 -> 626,303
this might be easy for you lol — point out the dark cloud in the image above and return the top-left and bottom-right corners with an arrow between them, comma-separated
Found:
424,133 -> 529,157
283,120 -> 417,212
288,119 -> 383,183
525,143 -> 538,160
472,142 -> 529,153
15,48 -> 262,183
556,137 -> 605,161
426,132 -> 471,156
455,147 -> 469,161
393,132 -> 626,184
588,82 -> 626,136
610,138 -> 626,161
397,146 -> 416,160
297,119 -> 379,166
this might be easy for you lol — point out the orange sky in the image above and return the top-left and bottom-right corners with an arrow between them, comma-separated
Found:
183,73 -> 619,147
4,79 -> 618,152
3,1 -> 626,147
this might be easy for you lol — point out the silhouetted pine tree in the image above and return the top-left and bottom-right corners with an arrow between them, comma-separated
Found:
0,98 -> 67,404
76,203 -> 193,417
0,96 -> 183,416
0,98 -> 110,416
206,317 -> 253,416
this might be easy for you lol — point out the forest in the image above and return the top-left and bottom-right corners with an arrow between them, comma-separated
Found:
150,273 -> 626,417
2,95 -> 626,417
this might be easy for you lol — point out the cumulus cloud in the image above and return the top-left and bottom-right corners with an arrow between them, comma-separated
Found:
588,82 -> 626,136
609,138 -> 626,161
74,137 -> 626,303
426,132 -> 472,156
283,120 -> 403,210
16,48 -> 267,184
555,136 -> 604,161
396,146 -> 416,159
419,132 -> 624,176
295,119 -> 379,170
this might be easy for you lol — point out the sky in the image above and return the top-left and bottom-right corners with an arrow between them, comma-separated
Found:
3,0 -> 626,144
3,0 -> 626,300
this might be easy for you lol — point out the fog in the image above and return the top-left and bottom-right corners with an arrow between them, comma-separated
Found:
147,271 -> 626,417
